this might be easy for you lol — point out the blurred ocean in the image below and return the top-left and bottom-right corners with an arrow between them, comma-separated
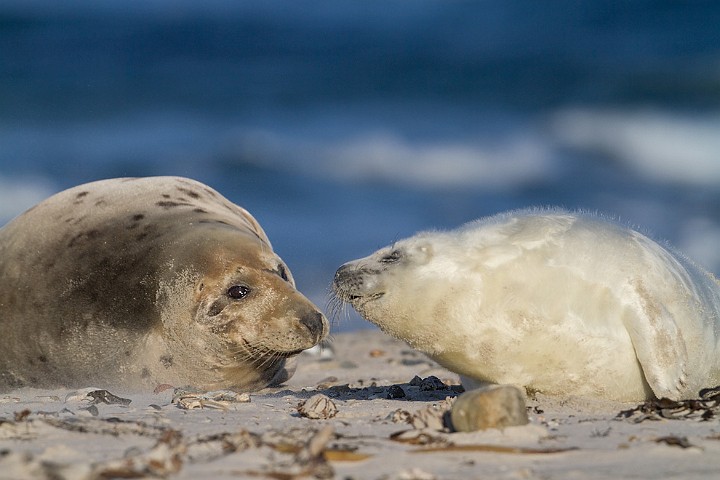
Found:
1,1 -> 719,331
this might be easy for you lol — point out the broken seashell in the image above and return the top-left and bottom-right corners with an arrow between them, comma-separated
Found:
172,390 -> 250,410
297,394 -> 338,419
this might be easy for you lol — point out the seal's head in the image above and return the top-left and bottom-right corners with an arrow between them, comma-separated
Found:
332,233 -> 459,352
157,226 -> 329,391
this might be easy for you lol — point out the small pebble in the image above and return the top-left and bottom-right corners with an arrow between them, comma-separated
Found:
419,376 -> 447,391
153,384 -> 175,394
387,385 -> 406,399
13,409 -> 31,421
450,385 -> 529,431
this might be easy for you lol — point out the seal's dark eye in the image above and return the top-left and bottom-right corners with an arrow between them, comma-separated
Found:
227,285 -> 251,299
380,250 -> 402,264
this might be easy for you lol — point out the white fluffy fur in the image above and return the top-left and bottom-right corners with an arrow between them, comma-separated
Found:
336,208 -> 720,401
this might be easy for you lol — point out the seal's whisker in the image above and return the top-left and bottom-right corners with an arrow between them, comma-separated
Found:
232,341 -> 287,371
326,290 -> 351,328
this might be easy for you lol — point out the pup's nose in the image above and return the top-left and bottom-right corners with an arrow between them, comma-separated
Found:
333,263 -> 352,287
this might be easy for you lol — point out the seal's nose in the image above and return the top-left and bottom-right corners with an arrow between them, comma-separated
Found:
300,311 -> 328,343
333,263 -> 352,288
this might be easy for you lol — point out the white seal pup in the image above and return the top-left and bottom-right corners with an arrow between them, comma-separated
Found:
333,209 -> 720,402
0,176 -> 328,392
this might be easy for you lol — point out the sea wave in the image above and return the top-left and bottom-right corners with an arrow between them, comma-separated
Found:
5,106 -> 720,194
1,109 -> 559,191
552,108 -> 720,186
227,127 -> 555,190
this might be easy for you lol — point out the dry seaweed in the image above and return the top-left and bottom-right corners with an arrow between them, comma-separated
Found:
617,387 -> 720,423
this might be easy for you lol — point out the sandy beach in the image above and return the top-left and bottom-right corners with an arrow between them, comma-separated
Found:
3,3 -> 720,479
2,328 -> 720,480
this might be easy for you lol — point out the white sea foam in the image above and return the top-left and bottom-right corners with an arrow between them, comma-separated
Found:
231,128 -> 555,189
552,108 -> 720,185
0,176 -> 55,224
5,115 -> 553,191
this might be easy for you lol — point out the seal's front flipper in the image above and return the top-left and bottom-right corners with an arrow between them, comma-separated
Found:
623,280 -> 688,400
269,357 -> 296,387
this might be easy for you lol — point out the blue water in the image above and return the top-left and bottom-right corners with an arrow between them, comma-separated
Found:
2,1 -> 720,331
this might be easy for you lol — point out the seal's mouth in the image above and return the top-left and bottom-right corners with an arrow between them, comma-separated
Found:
238,339 -> 306,360
273,348 -> 306,358
333,263 -> 385,306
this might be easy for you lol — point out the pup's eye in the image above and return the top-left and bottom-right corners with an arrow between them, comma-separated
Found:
380,250 -> 402,264
227,285 -> 251,299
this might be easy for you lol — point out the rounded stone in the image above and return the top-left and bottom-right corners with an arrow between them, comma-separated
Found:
450,385 -> 529,431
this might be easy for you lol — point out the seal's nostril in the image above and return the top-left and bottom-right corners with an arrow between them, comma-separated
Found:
301,311 -> 327,342
333,267 -> 344,283
334,263 -> 354,283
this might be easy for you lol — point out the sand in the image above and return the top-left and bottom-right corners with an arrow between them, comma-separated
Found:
2,328 -> 720,479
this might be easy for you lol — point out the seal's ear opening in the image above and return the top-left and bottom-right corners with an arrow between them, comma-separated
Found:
414,242 -> 434,264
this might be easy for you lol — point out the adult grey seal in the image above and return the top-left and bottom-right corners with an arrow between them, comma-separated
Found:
333,208 -> 720,402
0,176 -> 328,392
